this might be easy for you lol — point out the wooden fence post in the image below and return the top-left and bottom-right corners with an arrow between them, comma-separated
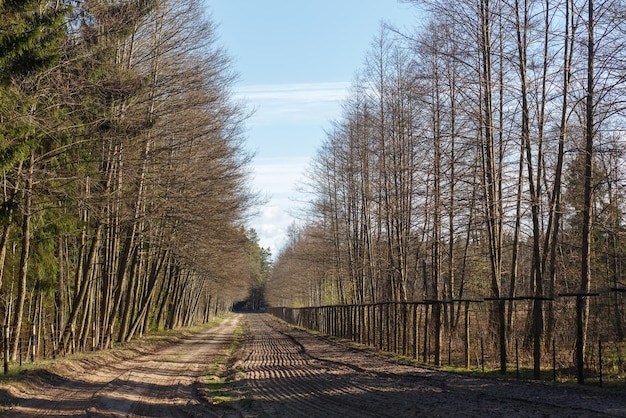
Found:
51,324 -> 57,359
464,301 -> 470,369
599,339 -> 603,387
559,292 -> 600,384
516,338 -> 520,378
552,339 -> 556,382
481,337 -> 485,373
30,324 -> 36,362
413,304 -> 418,360
3,325 -> 9,374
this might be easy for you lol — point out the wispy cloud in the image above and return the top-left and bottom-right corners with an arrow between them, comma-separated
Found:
253,157 -> 309,185
239,83 -> 351,255
237,82 -> 350,101
237,82 -> 350,126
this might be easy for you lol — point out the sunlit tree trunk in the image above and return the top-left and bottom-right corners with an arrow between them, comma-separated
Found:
544,0 -> 574,351
478,0 -> 505,373
577,0 -> 594,385
10,154 -> 34,360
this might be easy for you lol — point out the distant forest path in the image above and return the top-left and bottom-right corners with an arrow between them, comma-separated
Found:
3,313 -> 626,417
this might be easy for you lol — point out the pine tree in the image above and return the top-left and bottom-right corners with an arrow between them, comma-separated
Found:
0,0 -> 68,84
0,0 -> 70,189
0,0 -> 70,360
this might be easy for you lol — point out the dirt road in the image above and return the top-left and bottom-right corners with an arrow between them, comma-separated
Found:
233,314 -> 626,417
2,313 -> 626,417
2,315 -> 240,417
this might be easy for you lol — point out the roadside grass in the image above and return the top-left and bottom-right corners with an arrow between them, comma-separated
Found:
198,323 -> 245,409
0,315 -> 231,411
3,315 -> 230,373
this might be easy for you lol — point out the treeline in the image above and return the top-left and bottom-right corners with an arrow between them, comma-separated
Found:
0,0 -> 260,361
267,0 -> 626,381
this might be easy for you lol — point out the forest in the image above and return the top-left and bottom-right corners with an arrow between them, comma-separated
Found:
3,0 -> 626,387
266,0 -> 626,383
0,0 -> 269,364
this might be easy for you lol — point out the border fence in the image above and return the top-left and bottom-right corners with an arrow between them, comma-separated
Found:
268,293 -> 626,386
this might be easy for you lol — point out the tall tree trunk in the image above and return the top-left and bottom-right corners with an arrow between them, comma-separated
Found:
514,0 -> 544,380
0,162 -> 23,292
478,0 -> 505,373
61,222 -> 102,354
431,50 -> 443,365
447,60 -> 457,331
544,0 -> 574,350
10,153 -> 34,360
55,235 -> 65,349
577,0 -> 594,385
507,111 -> 525,335
126,249 -> 168,341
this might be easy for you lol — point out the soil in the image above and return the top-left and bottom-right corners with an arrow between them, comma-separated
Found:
2,313 -> 626,417
0,315 -> 240,417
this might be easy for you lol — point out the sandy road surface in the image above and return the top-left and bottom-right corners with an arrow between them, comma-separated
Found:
232,314 -> 626,417
3,313 -> 626,417
2,315 -> 240,417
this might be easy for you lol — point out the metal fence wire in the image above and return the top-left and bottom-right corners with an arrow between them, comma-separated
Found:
268,291 -> 626,386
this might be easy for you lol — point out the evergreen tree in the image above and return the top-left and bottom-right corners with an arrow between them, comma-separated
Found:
0,0 -> 68,85
0,0 -> 70,359
0,0 -> 70,195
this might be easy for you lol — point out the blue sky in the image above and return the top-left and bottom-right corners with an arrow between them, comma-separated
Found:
207,1 -> 419,255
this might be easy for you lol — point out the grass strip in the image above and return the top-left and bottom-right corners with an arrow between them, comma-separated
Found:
198,323 -> 245,408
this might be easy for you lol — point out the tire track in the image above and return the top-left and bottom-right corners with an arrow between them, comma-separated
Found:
234,313 -> 626,417
236,314 -> 393,417
5,313 -> 626,417
3,315 -> 240,417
